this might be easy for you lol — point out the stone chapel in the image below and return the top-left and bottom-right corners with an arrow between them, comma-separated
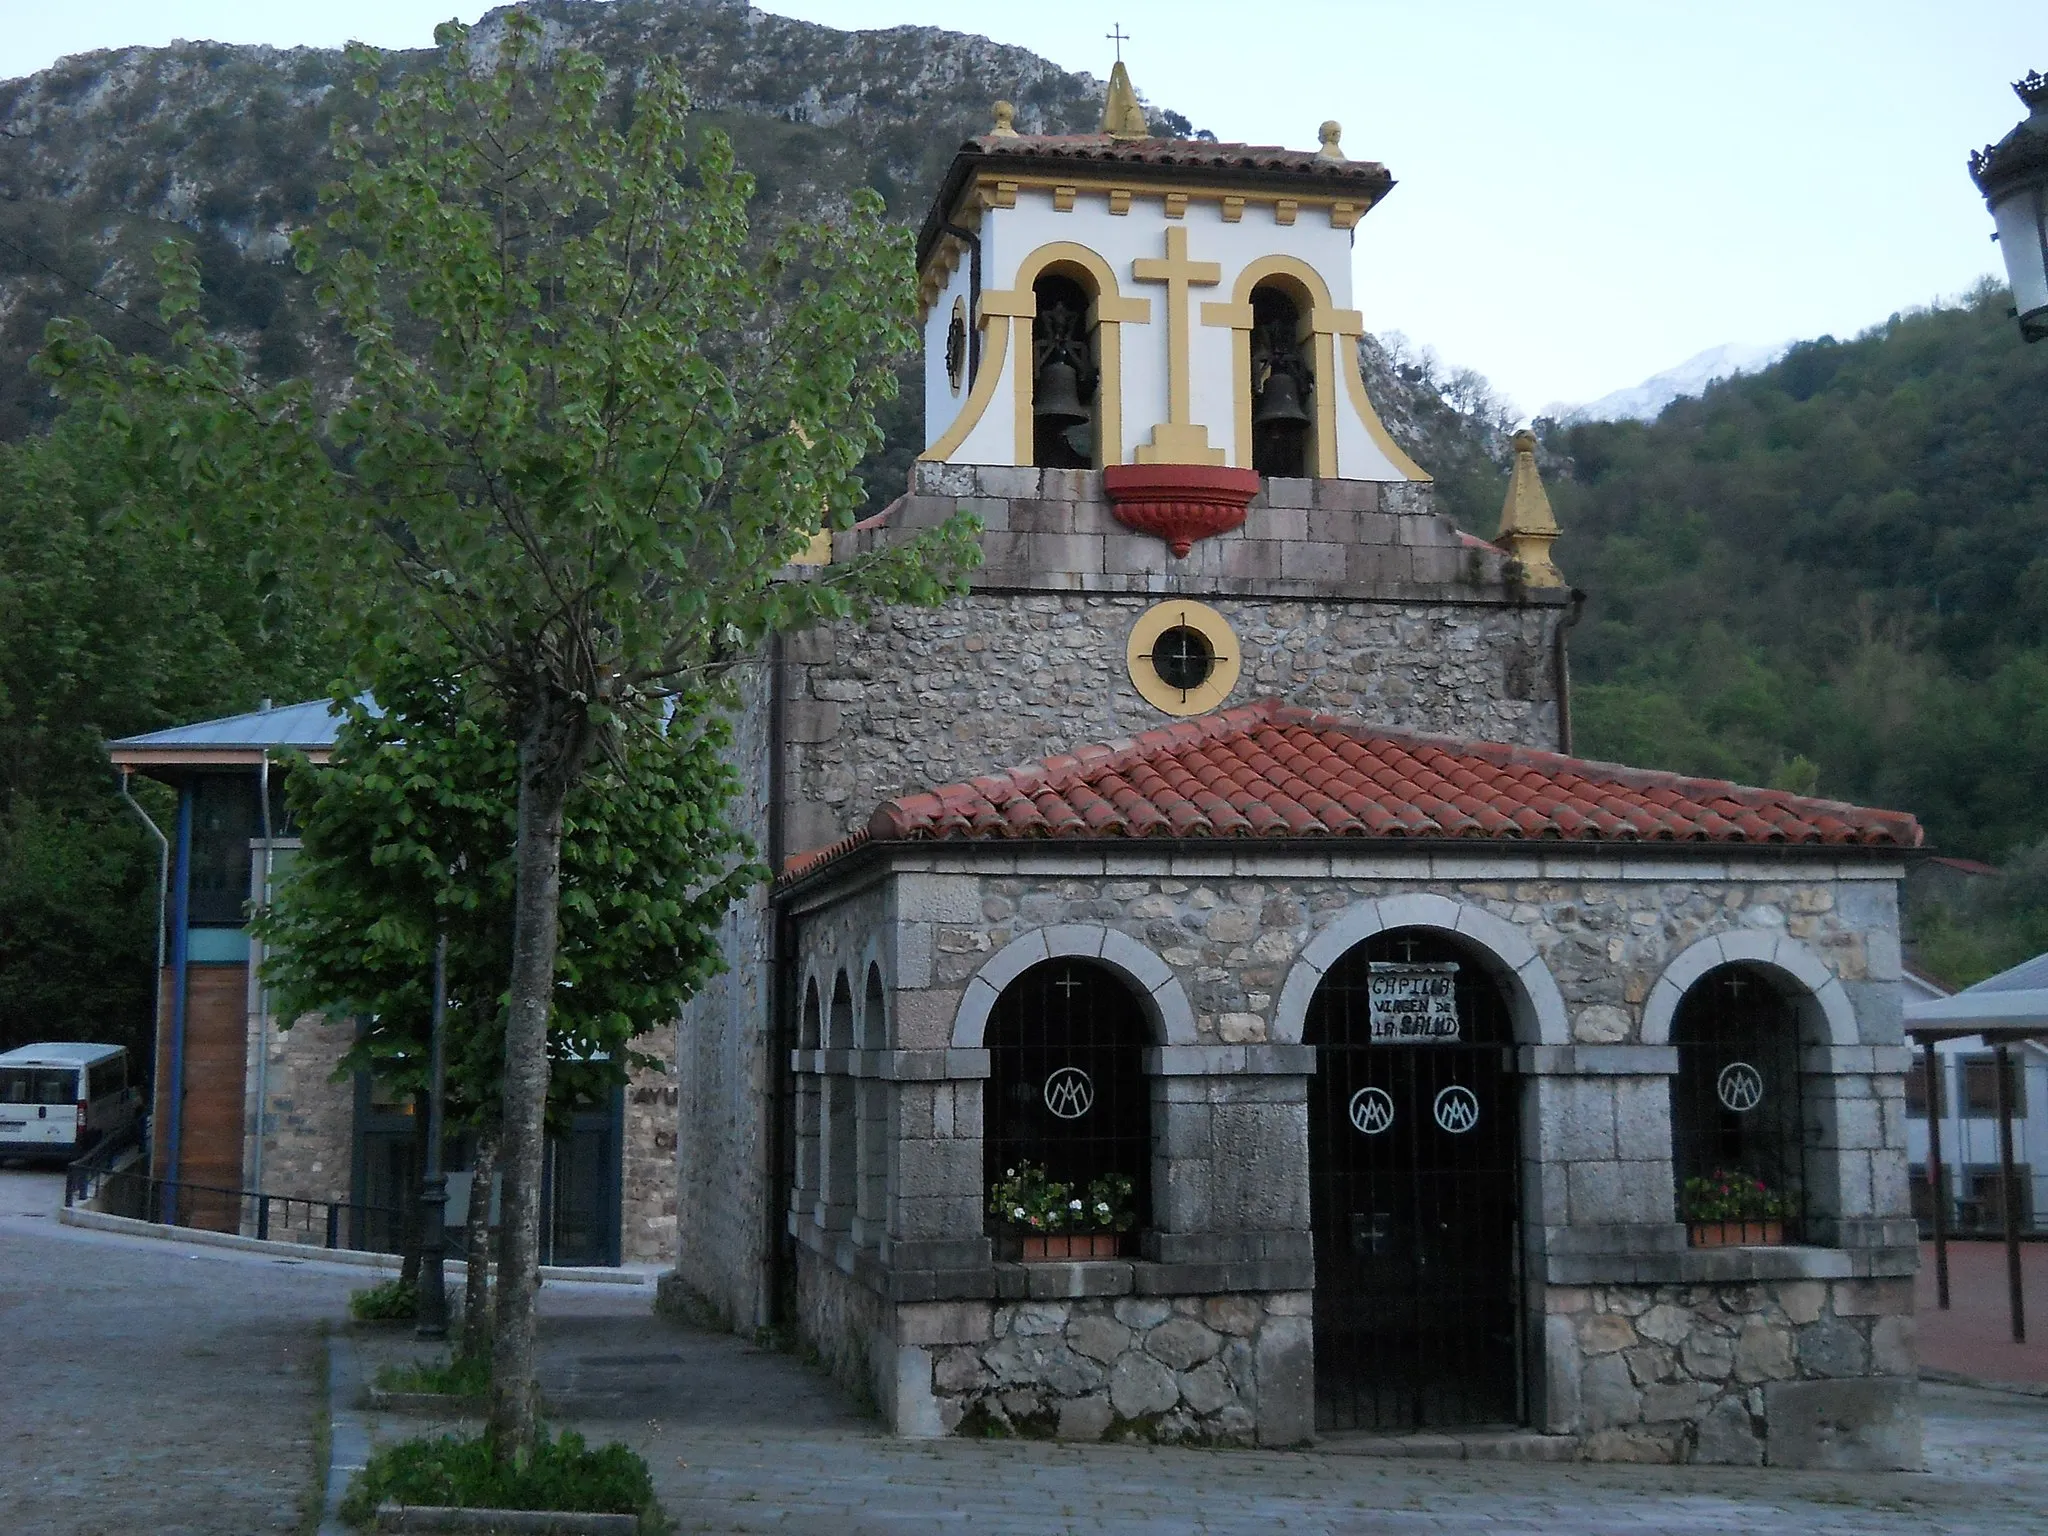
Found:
668,66 -> 1925,1468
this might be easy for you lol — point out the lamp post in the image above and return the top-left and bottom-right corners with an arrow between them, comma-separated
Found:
1971,71 -> 2048,343
415,928 -> 450,1340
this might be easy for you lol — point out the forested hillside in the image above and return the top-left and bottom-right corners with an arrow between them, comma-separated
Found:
1540,282 -> 2048,979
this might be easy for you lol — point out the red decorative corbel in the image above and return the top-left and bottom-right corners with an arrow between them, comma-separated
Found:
1102,464 -> 1262,557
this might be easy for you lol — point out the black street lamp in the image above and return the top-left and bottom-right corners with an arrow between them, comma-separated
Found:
1972,71 -> 2048,343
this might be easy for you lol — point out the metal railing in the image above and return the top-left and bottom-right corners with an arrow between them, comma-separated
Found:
65,1158 -> 399,1254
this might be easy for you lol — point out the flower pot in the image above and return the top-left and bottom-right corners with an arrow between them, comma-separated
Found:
1687,1219 -> 1784,1248
1019,1232 -> 1121,1262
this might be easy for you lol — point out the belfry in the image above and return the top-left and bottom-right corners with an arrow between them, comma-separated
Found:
671,72 -> 1925,1467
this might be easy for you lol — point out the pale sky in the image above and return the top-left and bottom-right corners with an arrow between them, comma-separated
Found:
5,2 -> 2044,413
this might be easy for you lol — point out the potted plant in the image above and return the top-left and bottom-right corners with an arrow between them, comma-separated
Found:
988,1163 -> 1136,1260
1682,1169 -> 1792,1246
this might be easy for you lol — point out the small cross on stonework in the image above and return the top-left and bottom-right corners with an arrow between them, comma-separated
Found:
1396,938 -> 1421,963
1106,23 -> 1130,62
1054,971 -> 1084,997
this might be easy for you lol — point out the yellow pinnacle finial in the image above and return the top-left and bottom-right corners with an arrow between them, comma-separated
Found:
1101,61 -> 1148,139
1318,120 -> 1345,160
989,100 -> 1019,138
1495,429 -> 1565,587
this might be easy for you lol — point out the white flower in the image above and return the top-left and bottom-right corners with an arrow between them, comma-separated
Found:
1068,1198 -> 1083,1212
1011,1206 -> 1026,1220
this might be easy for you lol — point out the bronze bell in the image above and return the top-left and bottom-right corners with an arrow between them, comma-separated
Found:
1253,368 -> 1312,430
1033,359 -> 1089,426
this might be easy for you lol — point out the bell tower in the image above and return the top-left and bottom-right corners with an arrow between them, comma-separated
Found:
914,79 -> 1425,485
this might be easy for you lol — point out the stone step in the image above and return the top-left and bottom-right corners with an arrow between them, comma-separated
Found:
1316,1428 -> 1580,1461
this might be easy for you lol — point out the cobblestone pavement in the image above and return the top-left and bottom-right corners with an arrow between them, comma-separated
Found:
512,1306 -> 2048,1536
15,1164 -> 2048,1536
0,1168 -> 356,1536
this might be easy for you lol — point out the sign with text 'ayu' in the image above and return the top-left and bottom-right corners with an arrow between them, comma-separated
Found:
1366,962 -> 1461,1043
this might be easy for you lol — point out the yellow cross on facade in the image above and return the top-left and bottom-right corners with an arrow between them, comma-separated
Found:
1131,226 -> 1226,465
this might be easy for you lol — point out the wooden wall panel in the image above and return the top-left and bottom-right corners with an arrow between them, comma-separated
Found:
174,962 -> 248,1231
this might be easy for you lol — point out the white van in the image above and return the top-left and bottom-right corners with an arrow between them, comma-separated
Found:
0,1043 -> 141,1164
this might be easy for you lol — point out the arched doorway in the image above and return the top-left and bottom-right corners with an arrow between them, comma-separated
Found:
984,958 -> 1150,1254
1306,927 -> 1523,1431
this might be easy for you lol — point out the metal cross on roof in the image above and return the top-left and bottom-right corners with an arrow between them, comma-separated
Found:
1106,23 -> 1130,62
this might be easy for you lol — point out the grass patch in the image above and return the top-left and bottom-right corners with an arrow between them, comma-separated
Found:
348,1278 -> 418,1323
374,1351 -> 492,1399
302,1325 -> 333,1535
337,1430 -> 663,1531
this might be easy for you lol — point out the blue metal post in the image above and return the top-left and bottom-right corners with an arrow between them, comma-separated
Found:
162,789 -> 193,1224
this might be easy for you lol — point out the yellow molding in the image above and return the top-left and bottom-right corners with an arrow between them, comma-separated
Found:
1340,335 -> 1430,482
1132,227 -> 1226,467
990,180 -> 1019,209
1222,195 -> 1246,223
965,171 -> 1375,216
1311,331 -> 1339,477
1108,188 -> 1133,216
1164,192 -> 1187,219
1127,600 -> 1242,717
1275,200 -> 1299,226
920,308 -> 1011,463
1004,242 -> 1149,467
1053,184 -> 1077,212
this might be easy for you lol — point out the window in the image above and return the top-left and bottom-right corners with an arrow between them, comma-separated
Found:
1249,282 -> 1313,478
855,965 -> 889,1243
1030,273 -> 1098,469
984,958 -> 1150,1255
187,774 -> 262,926
87,1058 -> 126,1102
1905,1055 -> 1944,1118
1963,1054 -> 2026,1118
1671,965 -> 1809,1237
2,1068 -> 78,1105
1967,1166 -> 2035,1232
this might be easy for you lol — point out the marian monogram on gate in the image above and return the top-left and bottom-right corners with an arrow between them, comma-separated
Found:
1043,1066 -> 1096,1120
1366,962 -> 1461,1042
1716,1061 -> 1764,1113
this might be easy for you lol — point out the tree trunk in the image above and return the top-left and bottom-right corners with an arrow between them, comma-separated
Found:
461,1127 -> 497,1362
486,700 -> 581,1461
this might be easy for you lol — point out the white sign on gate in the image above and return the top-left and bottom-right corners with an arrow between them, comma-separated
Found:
1366,962 -> 1461,1043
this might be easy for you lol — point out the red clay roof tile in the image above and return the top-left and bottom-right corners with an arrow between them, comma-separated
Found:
783,700 -> 1922,883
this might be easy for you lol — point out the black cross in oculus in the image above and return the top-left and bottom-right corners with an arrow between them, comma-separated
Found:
1106,23 -> 1130,62
1144,612 -> 1227,700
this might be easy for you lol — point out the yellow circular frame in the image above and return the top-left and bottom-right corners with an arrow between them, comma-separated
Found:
1127,599 -> 1242,717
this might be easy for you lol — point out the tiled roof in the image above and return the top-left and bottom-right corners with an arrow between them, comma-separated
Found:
957,134 -> 1391,184
916,135 -> 1393,268
783,699 -> 1920,883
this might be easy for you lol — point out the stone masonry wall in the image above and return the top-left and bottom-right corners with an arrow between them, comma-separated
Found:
1551,1277 -> 1918,1466
621,1030 -> 679,1266
781,594 -> 1563,853
922,1291 -> 1311,1445
255,1009 -> 355,1206
672,661 -> 776,1325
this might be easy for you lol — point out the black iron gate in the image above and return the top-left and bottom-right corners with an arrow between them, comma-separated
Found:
1306,929 -> 1524,1432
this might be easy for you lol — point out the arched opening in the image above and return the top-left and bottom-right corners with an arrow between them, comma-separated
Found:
1671,964 -> 1810,1240
984,958 -> 1149,1256
855,964 -> 889,1242
820,971 -> 856,1231
1304,926 -> 1524,1432
794,979 -> 823,1220
1030,271 -> 1099,469
1249,280 -> 1314,478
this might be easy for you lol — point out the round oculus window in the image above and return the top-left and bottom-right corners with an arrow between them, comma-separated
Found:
1149,625 -> 1215,692
1125,600 -> 1241,717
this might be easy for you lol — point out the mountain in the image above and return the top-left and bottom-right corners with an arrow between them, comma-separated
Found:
1550,340 -> 1791,425
0,0 -> 1126,443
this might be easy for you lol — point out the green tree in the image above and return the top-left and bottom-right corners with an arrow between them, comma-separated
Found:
255,647 -> 755,1338
43,15 -> 978,1455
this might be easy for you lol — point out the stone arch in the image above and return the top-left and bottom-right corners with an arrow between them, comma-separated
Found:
1007,241 -> 1148,467
860,960 -> 888,1052
828,970 -> 855,1051
1642,931 -> 1856,1048
951,924 -> 1195,1049
1273,893 -> 1569,1047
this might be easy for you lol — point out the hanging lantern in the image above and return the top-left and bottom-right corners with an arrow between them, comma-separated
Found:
1971,71 -> 2048,343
